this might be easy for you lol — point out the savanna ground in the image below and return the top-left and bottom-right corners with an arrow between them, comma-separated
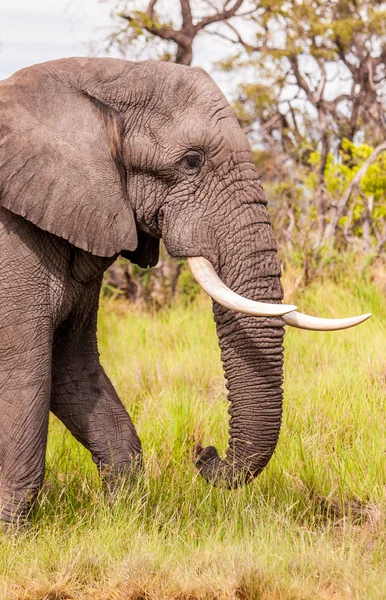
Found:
0,259 -> 385,600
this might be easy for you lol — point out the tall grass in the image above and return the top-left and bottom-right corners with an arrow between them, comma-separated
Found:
0,270 -> 385,599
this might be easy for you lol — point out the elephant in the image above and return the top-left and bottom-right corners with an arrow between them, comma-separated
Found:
0,57 -> 370,524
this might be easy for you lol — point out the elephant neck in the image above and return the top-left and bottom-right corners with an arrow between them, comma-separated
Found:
69,246 -> 117,285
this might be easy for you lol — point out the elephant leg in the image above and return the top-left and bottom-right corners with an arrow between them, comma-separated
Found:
0,317 -> 51,524
50,281 -> 142,490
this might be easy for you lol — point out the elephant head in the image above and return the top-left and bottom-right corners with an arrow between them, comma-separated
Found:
0,58 -> 370,488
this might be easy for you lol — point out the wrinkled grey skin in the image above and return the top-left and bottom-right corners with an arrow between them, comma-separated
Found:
0,58 -> 284,524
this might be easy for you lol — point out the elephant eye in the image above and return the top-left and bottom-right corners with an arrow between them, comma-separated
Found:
180,152 -> 203,174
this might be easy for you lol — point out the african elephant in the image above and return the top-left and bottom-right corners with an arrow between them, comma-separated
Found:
0,57 -> 370,524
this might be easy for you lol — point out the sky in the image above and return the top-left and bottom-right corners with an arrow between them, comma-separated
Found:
0,0 -> 232,88
0,0 -> 108,79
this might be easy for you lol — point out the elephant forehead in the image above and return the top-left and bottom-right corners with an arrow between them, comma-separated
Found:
146,67 -> 238,130
171,94 -> 252,157
167,109 -> 252,163
124,107 -> 245,161
155,64 -> 226,106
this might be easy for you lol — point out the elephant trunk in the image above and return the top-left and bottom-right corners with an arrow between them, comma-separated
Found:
193,213 -> 285,487
194,307 -> 284,487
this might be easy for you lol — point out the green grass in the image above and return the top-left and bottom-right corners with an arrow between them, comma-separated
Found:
0,274 -> 385,599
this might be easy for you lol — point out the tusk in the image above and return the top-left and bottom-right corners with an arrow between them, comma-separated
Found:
187,257 -> 371,330
283,311 -> 372,331
187,256 -> 297,317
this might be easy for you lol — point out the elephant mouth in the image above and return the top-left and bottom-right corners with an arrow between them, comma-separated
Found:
187,256 -> 372,331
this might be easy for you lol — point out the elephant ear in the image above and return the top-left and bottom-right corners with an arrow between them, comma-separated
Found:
0,64 -> 138,257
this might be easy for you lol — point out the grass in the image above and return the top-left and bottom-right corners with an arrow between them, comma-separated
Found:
0,267 -> 385,599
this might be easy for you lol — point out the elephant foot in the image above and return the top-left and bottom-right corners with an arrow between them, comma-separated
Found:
99,455 -> 144,503
0,489 -> 36,528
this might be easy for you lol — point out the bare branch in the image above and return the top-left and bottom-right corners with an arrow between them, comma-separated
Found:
194,0 -> 245,33
180,0 -> 193,31
224,21 -> 258,50
205,29 -> 240,44
232,9 -> 260,17
259,113 -> 283,134
314,61 -> 326,103
288,56 -> 314,104
332,93 -> 354,105
146,0 -> 159,19
206,20 -> 264,52
119,13 -> 190,50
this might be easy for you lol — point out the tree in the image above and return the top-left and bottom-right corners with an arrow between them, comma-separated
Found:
103,0 -> 257,65
217,0 -> 386,248
100,0 -> 386,266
